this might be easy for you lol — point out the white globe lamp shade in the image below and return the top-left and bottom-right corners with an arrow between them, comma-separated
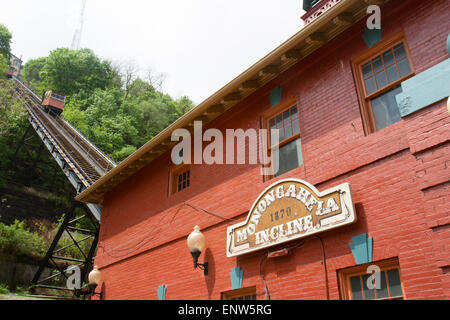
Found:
88,265 -> 102,285
187,225 -> 206,253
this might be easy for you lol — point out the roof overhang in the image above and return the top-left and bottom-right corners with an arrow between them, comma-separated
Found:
75,0 -> 389,205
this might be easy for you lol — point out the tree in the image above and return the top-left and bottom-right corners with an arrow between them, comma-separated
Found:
0,54 -> 8,78
128,77 -> 154,98
0,24 -> 12,60
23,57 -> 47,84
25,47 -> 197,163
40,48 -> 116,95
22,57 -> 47,94
118,60 -> 139,99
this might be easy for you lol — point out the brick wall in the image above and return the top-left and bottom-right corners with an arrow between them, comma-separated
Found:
94,0 -> 450,299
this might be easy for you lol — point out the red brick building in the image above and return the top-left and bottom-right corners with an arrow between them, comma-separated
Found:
76,0 -> 450,300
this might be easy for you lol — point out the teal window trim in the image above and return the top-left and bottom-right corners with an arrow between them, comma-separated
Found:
269,86 -> 283,107
157,284 -> 167,300
230,267 -> 244,290
396,58 -> 450,117
349,233 -> 373,265
362,28 -> 382,48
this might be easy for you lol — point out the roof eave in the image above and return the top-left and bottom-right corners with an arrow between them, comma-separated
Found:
75,0 -> 386,205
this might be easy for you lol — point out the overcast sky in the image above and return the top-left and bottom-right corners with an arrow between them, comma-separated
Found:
1,0 -> 305,103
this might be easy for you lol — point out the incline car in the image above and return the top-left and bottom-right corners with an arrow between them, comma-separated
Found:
42,91 -> 66,116
7,54 -> 23,78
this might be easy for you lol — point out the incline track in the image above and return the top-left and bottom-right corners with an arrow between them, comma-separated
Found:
13,78 -> 115,194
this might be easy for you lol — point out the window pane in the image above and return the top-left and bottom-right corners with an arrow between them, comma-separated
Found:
292,120 -> 300,135
387,269 -> 403,297
295,139 -> 303,167
273,138 -> 302,177
269,118 -> 276,129
283,110 -> 290,125
365,77 -> 377,95
376,271 -> 389,299
350,276 -> 363,300
285,123 -> 292,138
375,71 -> 387,89
279,127 -> 285,142
362,274 -> 376,300
370,86 -> 403,131
362,62 -> 373,78
398,59 -> 411,77
276,114 -> 282,128
290,106 -> 298,119
382,49 -> 395,66
372,56 -> 383,73
386,65 -> 399,84
270,128 -> 280,146
393,43 -> 406,60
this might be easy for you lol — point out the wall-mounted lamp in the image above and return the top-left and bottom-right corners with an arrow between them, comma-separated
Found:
187,225 -> 208,276
88,265 -> 103,299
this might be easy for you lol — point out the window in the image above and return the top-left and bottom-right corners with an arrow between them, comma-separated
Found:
262,98 -> 303,179
352,31 -> 414,134
221,286 -> 257,300
169,163 -> 190,195
339,259 -> 405,300
176,169 -> 190,192
303,0 -> 322,11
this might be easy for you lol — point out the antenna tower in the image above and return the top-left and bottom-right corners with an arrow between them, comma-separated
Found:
70,0 -> 87,50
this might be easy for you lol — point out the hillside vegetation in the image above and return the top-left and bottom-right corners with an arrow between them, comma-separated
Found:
23,48 -> 195,162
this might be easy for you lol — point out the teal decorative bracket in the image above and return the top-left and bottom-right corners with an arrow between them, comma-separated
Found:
230,267 -> 244,290
396,58 -> 450,117
349,233 -> 373,265
362,27 -> 382,48
269,87 -> 283,107
157,284 -> 167,300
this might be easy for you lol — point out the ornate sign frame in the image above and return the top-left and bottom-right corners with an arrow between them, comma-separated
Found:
227,178 -> 356,257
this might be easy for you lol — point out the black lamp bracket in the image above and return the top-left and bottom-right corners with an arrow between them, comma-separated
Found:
191,249 -> 209,276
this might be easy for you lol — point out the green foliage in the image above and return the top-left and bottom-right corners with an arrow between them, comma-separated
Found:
18,48 -> 197,163
0,79 -> 29,174
61,78 -> 195,162
0,212 -> 94,261
0,53 -> 8,78
0,283 -> 9,294
19,48 -> 196,164
0,24 -> 11,60
0,80 -> 28,137
0,219 -> 47,258
22,57 -> 47,95
40,48 -> 116,96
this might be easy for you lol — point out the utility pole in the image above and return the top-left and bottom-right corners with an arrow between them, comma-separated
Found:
70,0 -> 87,50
